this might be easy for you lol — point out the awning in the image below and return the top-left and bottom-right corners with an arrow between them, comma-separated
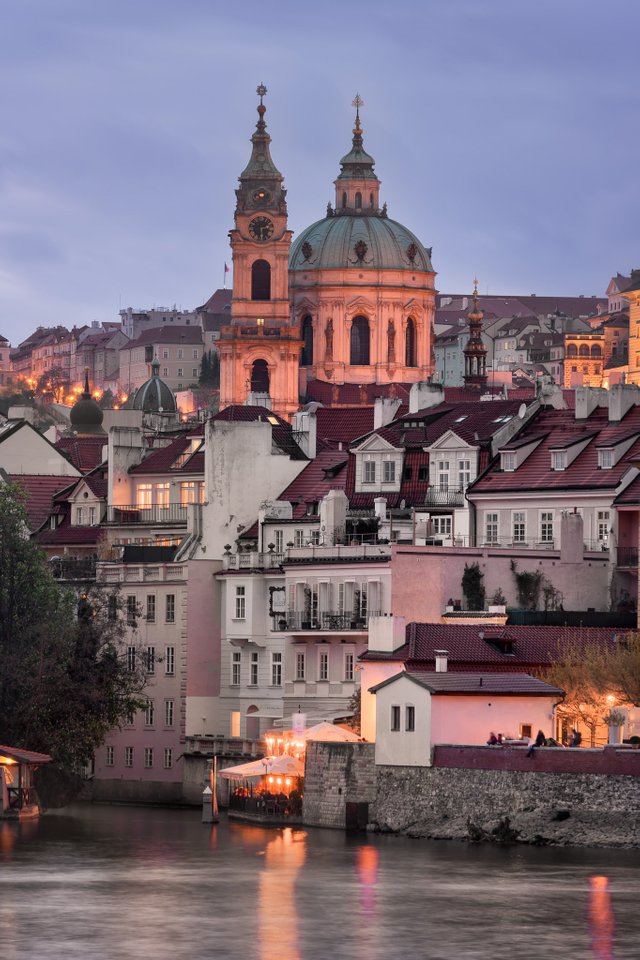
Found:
220,755 -> 304,780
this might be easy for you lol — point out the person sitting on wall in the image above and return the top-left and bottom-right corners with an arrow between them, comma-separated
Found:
487,732 -> 499,745
497,733 -> 504,744
569,728 -> 582,748
526,729 -> 546,757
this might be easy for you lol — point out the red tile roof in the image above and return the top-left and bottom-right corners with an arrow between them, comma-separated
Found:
306,379 -> 412,407
55,436 -> 107,472
315,407 -> 374,448
613,472 -> 640,506
130,427 -> 205,475
275,450 -> 349,518
361,623 -> 627,670
470,406 -> 640,495
443,385 -> 535,403
372,670 -> 563,697
197,288 -> 232,313
8,475 -> 76,531
37,514 -> 104,546
122,326 -> 203,349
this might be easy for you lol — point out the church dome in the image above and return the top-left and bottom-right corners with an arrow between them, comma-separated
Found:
127,359 -> 177,414
290,214 -> 433,273
70,374 -> 105,435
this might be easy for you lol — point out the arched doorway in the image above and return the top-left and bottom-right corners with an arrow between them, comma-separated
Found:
246,705 -> 260,740
251,260 -> 271,301
350,316 -> 370,365
251,359 -> 270,394
301,315 -> 313,366
405,317 -> 417,367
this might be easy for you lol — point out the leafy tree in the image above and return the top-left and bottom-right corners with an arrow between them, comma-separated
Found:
543,640 -> 615,746
0,483 -> 149,769
603,633 -> 640,707
36,366 -> 69,403
461,562 -> 485,610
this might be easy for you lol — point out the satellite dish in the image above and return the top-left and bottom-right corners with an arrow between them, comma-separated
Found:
518,403 -> 527,419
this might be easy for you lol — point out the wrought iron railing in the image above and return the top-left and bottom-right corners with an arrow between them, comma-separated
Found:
424,487 -> 466,507
272,610 -> 382,632
49,557 -> 97,580
105,504 -> 188,525
616,547 -> 638,568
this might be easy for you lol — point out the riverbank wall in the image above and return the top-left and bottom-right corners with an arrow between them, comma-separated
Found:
302,742 -> 640,847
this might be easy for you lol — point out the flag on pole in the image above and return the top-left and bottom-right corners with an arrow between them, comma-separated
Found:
223,262 -> 230,288
224,262 -> 230,273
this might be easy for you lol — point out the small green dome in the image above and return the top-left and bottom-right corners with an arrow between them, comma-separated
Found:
126,360 -> 177,415
70,374 -> 105,435
289,215 -> 433,273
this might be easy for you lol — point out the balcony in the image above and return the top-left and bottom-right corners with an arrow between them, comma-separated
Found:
49,557 -> 97,581
224,552 -> 285,571
284,543 -> 390,564
479,537 -> 557,550
105,504 -> 188,525
272,610 -> 382,632
424,487 -> 466,507
617,546 -> 638,569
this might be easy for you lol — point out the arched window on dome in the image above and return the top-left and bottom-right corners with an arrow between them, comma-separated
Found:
251,260 -> 271,301
369,193 -> 374,208
350,316 -> 370,366
355,192 -> 362,210
405,317 -> 417,367
301,316 -> 314,367
342,192 -> 347,209
250,359 -> 270,394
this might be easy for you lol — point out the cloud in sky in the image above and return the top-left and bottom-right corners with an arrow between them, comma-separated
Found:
1,0 -> 639,344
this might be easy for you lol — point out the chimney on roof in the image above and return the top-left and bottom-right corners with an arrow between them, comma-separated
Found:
368,615 -> 406,654
434,649 -> 448,673
374,396 -> 402,429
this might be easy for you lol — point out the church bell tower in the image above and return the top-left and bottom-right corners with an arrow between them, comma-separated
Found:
218,84 -> 302,418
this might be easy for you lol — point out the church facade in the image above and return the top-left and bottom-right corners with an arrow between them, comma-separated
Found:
219,89 -> 437,418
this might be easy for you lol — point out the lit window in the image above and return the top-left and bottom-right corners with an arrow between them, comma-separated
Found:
155,482 -> 170,506
136,483 -> 152,507
180,481 -> 197,505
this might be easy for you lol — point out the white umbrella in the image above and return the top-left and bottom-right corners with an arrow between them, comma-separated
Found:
302,721 -> 361,742
220,755 -> 304,780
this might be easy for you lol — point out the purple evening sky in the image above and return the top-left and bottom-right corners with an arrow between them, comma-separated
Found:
1,0 -> 639,345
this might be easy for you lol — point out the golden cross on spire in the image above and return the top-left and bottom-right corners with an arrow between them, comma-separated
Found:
256,83 -> 267,104
352,93 -> 364,119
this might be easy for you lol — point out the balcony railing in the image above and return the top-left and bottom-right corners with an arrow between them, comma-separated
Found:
272,610 -> 382,632
617,546 -> 638,568
224,552 -> 285,571
479,537 -> 558,550
49,557 -> 97,581
424,487 -> 466,507
106,504 -> 188,525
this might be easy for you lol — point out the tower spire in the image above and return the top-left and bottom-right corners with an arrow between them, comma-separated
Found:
463,278 -> 488,390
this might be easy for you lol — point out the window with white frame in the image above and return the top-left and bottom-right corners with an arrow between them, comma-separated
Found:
164,699 -> 174,726
294,529 -> 305,548
177,368 -> 183,378
383,458 -> 396,483
105,745 -> 114,766
485,513 -> 498,543
458,460 -> 471,488
250,652 -> 258,686
124,746 -> 133,767
166,594 -> 175,623
177,348 -> 184,360
344,652 -> 354,682
512,511 -> 526,543
164,748 -> 173,769
540,512 -> 554,543
598,449 -> 614,469
156,482 -> 170,507
165,645 -> 175,675
406,705 -> 415,732
275,530 -> 284,553
271,652 -> 282,686
597,510 -> 610,543
235,586 -> 246,620
146,595 -> 156,623
310,529 -> 321,545
390,705 -> 401,732
231,651 -> 241,686
127,646 -> 136,671
295,651 -> 305,681
136,483 -> 153,508
438,460 -> 450,490
502,452 -> 516,472
144,700 -> 154,726
75,506 -> 83,525
432,516 -> 452,537
363,456 -> 376,483
89,506 -> 96,525
193,349 -> 199,359
163,349 -> 169,360
551,451 -> 567,471
144,747 -> 154,768
146,645 -> 155,674
318,650 -> 329,681
180,481 -> 197,505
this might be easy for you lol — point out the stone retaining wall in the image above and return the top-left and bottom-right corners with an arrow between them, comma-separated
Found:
303,741 -> 376,829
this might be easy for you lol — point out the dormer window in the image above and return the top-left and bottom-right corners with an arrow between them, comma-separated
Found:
383,458 -> 396,483
598,449 -> 614,469
551,451 -> 567,471
363,457 -> 376,483
501,452 -> 516,472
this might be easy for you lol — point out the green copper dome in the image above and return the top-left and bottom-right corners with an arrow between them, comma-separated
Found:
126,359 -> 177,415
289,215 -> 433,273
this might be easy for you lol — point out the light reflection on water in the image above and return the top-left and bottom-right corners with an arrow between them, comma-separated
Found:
0,805 -> 638,960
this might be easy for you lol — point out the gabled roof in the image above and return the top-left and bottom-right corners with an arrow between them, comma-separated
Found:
37,514 -> 104,545
271,450 -> 349,519
470,406 -> 640,495
315,406 -> 375,448
130,427 -> 205,475
6,474 -> 77,531
370,670 -> 563,697
197,288 -> 232,313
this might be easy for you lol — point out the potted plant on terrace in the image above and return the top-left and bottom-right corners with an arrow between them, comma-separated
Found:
604,708 -> 626,745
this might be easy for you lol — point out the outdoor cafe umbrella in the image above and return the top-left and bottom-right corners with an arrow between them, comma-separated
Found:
301,721 -> 361,743
220,755 -> 304,780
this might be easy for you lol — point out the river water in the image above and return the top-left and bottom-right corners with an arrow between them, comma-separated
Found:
0,805 -> 638,959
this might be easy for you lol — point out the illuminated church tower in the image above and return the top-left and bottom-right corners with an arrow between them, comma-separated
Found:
463,281 -> 488,390
218,85 -> 302,418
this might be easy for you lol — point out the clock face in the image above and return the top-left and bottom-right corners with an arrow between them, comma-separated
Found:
253,187 -> 271,204
248,216 -> 274,242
